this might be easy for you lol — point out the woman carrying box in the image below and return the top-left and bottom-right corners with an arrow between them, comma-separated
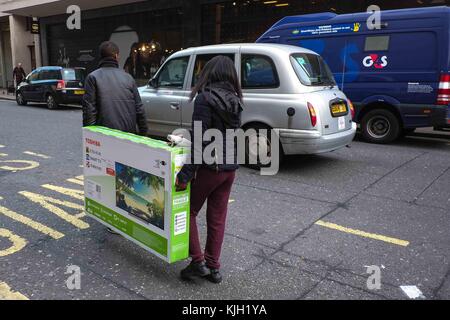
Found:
175,55 -> 243,284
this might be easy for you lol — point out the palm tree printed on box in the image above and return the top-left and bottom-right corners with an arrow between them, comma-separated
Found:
115,162 -> 165,230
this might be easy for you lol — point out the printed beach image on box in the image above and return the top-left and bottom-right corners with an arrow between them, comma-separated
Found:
115,162 -> 165,230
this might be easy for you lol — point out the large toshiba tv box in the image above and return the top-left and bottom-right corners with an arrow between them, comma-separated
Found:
82,126 -> 190,263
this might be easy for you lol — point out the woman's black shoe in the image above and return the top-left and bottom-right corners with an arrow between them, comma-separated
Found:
180,262 -> 209,281
207,269 -> 223,284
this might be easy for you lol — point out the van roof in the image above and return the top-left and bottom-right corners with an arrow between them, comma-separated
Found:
267,5 -> 450,31
172,43 -> 318,56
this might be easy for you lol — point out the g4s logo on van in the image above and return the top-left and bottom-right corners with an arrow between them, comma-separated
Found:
363,54 -> 388,69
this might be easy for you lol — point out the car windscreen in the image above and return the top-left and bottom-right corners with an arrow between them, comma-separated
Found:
290,53 -> 336,87
62,69 -> 85,81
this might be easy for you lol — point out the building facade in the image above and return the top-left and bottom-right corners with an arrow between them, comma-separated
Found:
0,0 -> 448,87
0,13 -> 40,88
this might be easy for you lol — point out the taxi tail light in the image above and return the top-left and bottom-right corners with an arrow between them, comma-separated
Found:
348,99 -> 355,119
437,74 -> 450,105
307,102 -> 317,127
56,80 -> 66,90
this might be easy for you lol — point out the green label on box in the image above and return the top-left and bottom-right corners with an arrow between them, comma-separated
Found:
86,198 -> 168,256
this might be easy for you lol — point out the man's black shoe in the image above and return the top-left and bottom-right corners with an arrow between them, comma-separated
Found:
207,268 -> 223,284
180,262 -> 209,281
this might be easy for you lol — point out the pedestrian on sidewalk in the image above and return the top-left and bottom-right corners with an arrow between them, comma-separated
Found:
82,40 -> 148,234
176,56 -> 243,284
13,63 -> 26,88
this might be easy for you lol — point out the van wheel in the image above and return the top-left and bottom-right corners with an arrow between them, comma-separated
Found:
361,109 -> 400,144
16,93 -> 27,106
245,124 -> 283,170
46,94 -> 58,110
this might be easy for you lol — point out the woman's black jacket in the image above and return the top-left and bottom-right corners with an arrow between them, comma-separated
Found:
177,82 -> 243,184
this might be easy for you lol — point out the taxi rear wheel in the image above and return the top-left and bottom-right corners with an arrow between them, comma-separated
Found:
245,124 -> 284,169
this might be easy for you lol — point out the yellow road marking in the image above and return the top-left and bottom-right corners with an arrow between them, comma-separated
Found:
0,282 -> 28,300
315,220 -> 410,247
0,144 -> 4,148
0,205 -> 64,240
75,175 -> 84,181
0,160 -> 39,171
229,199 -> 235,204
41,184 -> 84,201
74,212 -> 86,219
19,191 -> 89,230
67,178 -> 83,186
0,153 -> 7,157
0,228 -> 27,257
23,151 -> 51,159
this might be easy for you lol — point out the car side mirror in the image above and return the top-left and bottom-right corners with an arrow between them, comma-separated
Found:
149,78 -> 158,88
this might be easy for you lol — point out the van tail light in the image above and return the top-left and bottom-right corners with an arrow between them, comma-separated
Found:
307,102 -> 317,127
56,80 -> 66,90
437,74 -> 450,105
348,99 -> 355,119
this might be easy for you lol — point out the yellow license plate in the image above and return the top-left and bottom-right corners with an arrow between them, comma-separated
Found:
74,90 -> 85,95
331,103 -> 347,115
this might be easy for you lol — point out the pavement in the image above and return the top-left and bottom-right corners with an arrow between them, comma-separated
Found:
0,89 -> 16,101
0,99 -> 449,300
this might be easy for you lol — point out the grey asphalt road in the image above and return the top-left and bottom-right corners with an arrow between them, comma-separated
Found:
0,99 -> 449,300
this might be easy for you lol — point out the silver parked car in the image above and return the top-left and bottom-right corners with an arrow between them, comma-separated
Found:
139,43 -> 356,162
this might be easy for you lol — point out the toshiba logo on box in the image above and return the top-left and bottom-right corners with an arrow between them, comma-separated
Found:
85,138 -> 101,147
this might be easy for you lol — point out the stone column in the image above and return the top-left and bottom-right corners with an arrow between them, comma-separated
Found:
9,15 -> 35,74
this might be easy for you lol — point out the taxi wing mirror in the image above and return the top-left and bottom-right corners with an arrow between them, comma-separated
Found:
149,78 -> 158,88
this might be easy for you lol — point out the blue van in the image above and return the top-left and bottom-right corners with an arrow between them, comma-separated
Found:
257,6 -> 450,143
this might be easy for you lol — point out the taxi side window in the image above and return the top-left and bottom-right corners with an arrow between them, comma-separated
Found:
157,56 -> 190,89
192,54 -> 235,87
241,54 -> 279,89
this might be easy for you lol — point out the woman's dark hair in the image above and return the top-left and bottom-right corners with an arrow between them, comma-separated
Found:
190,55 -> 243,101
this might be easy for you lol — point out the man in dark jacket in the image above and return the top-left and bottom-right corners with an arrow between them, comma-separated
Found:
82,41 -> 148,136
13,63 -> 26,88
83,41 -> 148,235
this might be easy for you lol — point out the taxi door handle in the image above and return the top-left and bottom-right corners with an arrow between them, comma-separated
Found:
170,102 -> 180,110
